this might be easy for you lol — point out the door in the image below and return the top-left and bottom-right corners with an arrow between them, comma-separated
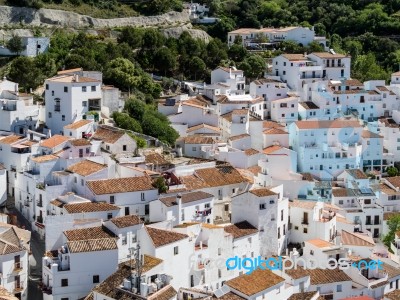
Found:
79,149 -> 83,158
125,207 -> 130,216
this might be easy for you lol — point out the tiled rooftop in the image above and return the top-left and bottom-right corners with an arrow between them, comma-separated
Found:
87,176 -> 155,195
66,160 -> 107,176
69,138 -> 91,147
91,125 -> 125,144
224,221 -> 258,239
67,238 -> 117,253
40,134 -> 70,148
226,268 -> 284,296
295,120 -> 361,129
249,188 -> 277,197
146,226 -> 188,248
110,215 -> 143,228
285,267 -> 351,284
341,230 -> 375,246
64,119 -> 92,130
64,202 -> 119,214
159,191 -> 213,207
64,226 -> 116,241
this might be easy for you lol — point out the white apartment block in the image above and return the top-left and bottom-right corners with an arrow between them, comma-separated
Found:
150,191 -> 214,226
42,226 -> 119,300
270,96 -> 299,125
227,26 -> 327,49
271,52 -> 351,95
45,73 -> 102,135
289,120 -> 365,179
0,224 -> 30,300
210,67 -> 245,97
0,77 -> 42,134
231,187 -> 289,256
289,200 -> 337,244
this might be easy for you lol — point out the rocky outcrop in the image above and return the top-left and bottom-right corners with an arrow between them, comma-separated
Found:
0,5 -> 190,28
162,24 -> 211,42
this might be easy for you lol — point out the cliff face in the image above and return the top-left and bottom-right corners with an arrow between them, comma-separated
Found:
0,5 -> 191,28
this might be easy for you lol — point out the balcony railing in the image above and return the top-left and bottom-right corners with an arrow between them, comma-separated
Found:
301,219 -> 309,225
14,262 -> 22,272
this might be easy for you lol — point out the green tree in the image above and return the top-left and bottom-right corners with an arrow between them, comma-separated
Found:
188,56 -> 206,80
104,58 -> 140,92
8,57 -> 42,91
152,176 -> 168,193
383,214 -> 400,250
238,55 -> 266,79
35,53 -> 57,78
124,97 -> 146,121
113,112 -> 143,133
387,166 -> 399,177
117,27 -> 144,48
6,35 -> 24,55
352,53 -> 389,82
154,47 -> 177,76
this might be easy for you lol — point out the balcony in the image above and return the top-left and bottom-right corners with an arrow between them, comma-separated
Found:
36,215 -> 43,224
14,262 -> 22,272
37,200 -> 43,207
13,284 -> 23,293
40,283 -> 52,295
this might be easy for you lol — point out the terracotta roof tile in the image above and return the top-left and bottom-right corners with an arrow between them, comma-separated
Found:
341,230 -> 375,246
159,191 -> 213,207
146,226 -> 188,247
67,160 -> 107,177
40,135 -> 70,148
362,130 -> 382,139
181,135 -> 215,144
306,239 -> 334,248
250,188 -> 277,197
226,268 -> 284,296
295,120 -> 361,129
286,267 -> 351,284
187,123 -> 221,133
31,154 -> 58,163
194,165 -> 247,187
263,127 -> 287,134
310,52 -> 348,59
70,138 -> 91,146
244,148 -> 259,156
0,227 -> 25,255
282,54 -> 307,61
0,135 -> 23,145
64,119 -> 92,130
224,221 -> 258,239
64,202 -> 119,214
64,226 -> 116,241
145,152 -> 169,165
87,176 -> 155,195
263,145 -> 283,154
110,215 -> 143,228
213,292 -> 246,300
48,74 -> 100,83
345,169 -> 368,179
263,121 -> 284,129
67,238 -> 117,253
180,175 -> 207,190
384,289 -> 400,300
385,176 -> 400,188
288,292 -> 319,300
229,134 -> 250,141
92,126 -> 125,144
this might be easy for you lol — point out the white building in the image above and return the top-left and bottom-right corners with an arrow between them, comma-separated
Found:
42,226 -> 119,300
91,125 -> 137,155
0,77 -> 42,133
231,187 -> 289,256
45,73 -> 102,135
0,224 -> 30,300
150,191 -> 214,226
227,26 -> 327,49
289,120 -> 364,179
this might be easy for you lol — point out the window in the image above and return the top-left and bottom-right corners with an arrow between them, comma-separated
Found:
259,203 -> 266,210
52,90 -> 54,96
132,234 -> 137,243
337,285 -> 342,292
192,147 -> 197,151
86,147 -> 90,154
205,203 -> 210,209
61,279 -> 68,287
74,177 -> 77,183
339,200 -> 343,205
141,193 -> 145,201
310,250 -> 314,255
93,275 -> 99,283
281,210 -> 284,221
303,228 -> 308,233
295,226 -> 299,230
123,145 -> 127,151
82,86 -> 87,92
110,196 -> 115,204
61,298 -> 69,300
48,112 -> 52,118
122,235 -> 127,245
218,248 -> 222,256
174,246 -> 179,255
218,269 -> 222,278
81,179 -> 84,186
46,84 -> 49,90
82,101 -> 87,107
64,87 -> 68,93
125,207 -> 129,216
62,115 -> 65,121
107,213 -> 112,220
91,86 -> 96,92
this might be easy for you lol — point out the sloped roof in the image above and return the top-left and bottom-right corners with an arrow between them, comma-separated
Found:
159,191 -> 213,207
40,135 -> 70,148
224,221 -> 258,239
92,126 -> 125,144
64,202 -> 119,214
146,226 -> 188,248
110,215 -> 143,228
341,230 -> 375,246
64,119 -> 92,130
86,176 -> 155,195
66,160 -> 107,176
64,226 -> 116,241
